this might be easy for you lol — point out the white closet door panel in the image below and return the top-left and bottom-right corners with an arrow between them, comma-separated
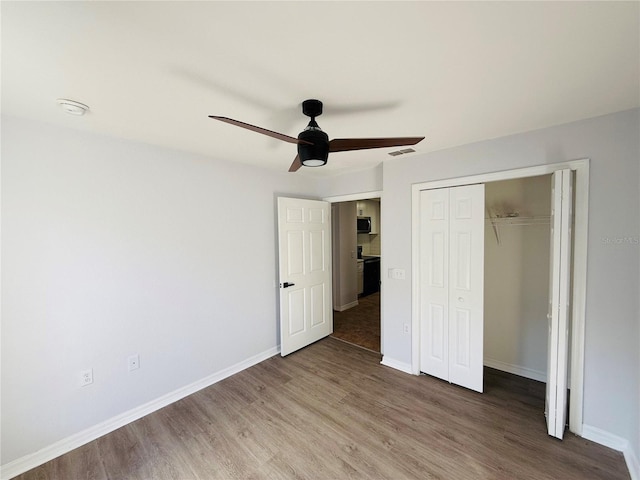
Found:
448,184 -> 485,393
546,169 -> 572,439
452,307 -> 471,367
453,232 -> 472,290
419,189 -> 450,381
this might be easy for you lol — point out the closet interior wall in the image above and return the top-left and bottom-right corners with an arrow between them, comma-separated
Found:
484,175 -> 552,382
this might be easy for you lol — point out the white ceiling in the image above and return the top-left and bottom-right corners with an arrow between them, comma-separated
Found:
2,1 -> 638,176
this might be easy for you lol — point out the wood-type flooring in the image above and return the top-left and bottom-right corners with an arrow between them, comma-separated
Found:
332,292 -> 380,352
14,337 -> 628,480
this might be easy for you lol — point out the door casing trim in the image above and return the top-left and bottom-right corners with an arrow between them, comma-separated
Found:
323,191 -> 384,353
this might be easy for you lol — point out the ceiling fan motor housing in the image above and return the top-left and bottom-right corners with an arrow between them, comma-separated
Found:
302,99 -> 323,118
298,128 -> 329,166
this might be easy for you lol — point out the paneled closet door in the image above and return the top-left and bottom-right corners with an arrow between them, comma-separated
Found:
448,185 -> 485,392
419,185 -> 485,393
419,188 -> 450,382
545,169 -> 572,439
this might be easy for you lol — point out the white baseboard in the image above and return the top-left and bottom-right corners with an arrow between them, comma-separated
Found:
582,424 -> 639,480
380,356 -> 414,375
483,357 -> 547,383
334,300 -> 359,312
0,346 -> 280,480
625,448 -> 640,480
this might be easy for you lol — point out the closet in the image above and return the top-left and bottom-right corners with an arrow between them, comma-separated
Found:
417,171 -> 573,439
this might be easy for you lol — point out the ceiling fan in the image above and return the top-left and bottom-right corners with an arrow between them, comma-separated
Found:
209,99 -> 425,172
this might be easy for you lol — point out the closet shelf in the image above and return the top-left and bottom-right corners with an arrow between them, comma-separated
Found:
485,215 -> 550,227
486,216 -> 550,245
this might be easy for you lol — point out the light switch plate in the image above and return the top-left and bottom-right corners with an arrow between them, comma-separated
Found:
389,268 -> 406,280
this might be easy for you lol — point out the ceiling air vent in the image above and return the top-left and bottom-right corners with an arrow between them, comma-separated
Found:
388,148 -> 416,156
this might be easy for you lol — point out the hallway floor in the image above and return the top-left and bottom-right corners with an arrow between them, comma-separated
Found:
331,292 -> 380,352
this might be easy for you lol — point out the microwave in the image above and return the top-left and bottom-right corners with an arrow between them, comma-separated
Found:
357,216 -> 371,233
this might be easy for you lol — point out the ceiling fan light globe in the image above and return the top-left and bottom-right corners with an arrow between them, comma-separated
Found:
301,158 -> 327,167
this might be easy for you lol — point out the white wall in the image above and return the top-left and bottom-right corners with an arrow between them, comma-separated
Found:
315,163 -> 383,198
1,116 -> 318,465
381,109 -> 639,461
484,176 -> 551,380
331,201 -> 358,310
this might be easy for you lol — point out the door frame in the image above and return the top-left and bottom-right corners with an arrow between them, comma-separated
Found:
323,191 -> 383,353
411,160 -> 589,436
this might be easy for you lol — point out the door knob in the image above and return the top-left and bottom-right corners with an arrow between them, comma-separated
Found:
281,282 -> 295,288
458,297 -> 464,302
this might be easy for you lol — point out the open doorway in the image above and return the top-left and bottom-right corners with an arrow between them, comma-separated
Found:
330,198 -> 381,353
483,174 -> 554,423
484,175 -> 552,383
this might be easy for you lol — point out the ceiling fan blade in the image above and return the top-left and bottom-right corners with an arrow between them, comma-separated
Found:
288,155 -> 302,172
209,116 -> 312,145
329,137 -> 425,153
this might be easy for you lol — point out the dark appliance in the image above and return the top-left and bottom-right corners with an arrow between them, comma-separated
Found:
357,216 -> 371,234
362,256 -> 380,296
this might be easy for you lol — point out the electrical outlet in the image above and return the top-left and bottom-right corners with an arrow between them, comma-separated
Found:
79,368 -> 93,387
403,323 -> 410,334
128,354 -> 140,371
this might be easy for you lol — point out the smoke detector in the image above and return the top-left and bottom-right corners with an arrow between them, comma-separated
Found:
56,98 -> 89,116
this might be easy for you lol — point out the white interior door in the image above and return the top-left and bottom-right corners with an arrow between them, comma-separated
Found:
277,197 -> 332,356
419,184 -> 485,393
546,169 -> 573,439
